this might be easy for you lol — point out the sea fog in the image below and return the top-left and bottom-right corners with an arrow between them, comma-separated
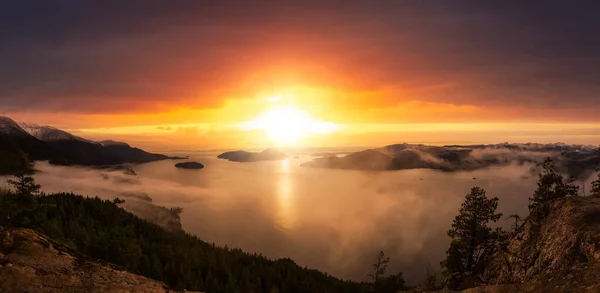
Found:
5,153 -> 595,284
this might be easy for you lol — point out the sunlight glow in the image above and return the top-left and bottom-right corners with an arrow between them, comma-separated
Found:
240,104 -> 338,144
266,95 -> 282,103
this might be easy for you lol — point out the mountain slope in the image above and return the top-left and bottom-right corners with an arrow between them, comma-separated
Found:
0,227 -> 196,293
18,123 -> 93,143
0,116 -> 171,170
0,192 -> 364,293
0,117 -> 62,173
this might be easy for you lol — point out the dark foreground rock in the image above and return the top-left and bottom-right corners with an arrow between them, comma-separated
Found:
174,161 -> 205,169
0,227 -> 198,293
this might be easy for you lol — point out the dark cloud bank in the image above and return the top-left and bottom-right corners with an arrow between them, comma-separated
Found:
1,1 -> 599,114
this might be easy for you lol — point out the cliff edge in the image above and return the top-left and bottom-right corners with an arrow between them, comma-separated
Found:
472,196 -> 600,292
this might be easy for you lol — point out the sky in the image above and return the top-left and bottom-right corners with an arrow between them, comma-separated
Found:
1,1 -> 600,150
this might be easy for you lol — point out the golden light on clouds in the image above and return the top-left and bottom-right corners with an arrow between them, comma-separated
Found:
239,101 -> 338,145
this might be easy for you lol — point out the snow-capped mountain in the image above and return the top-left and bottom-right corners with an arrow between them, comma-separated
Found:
99,140 -> 130,147
0,116 -> 29,135
18,123 -> 94,143
0,116 -> 171,172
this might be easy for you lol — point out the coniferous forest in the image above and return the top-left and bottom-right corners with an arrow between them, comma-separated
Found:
0,190 -> 367,293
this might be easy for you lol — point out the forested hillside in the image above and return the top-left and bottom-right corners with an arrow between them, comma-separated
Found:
0,190 -> 365,293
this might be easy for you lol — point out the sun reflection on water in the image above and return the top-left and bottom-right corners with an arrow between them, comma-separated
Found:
276,158 -> 296,229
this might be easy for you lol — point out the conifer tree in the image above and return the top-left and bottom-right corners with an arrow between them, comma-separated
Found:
441,187 -> 504,278
528,158 -> 578,219
367,251 -> 406,293
6,151 -> 40,197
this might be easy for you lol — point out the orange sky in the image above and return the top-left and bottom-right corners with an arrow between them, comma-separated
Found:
2,2 -> 600,150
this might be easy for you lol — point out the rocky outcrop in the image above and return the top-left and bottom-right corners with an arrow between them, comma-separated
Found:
412,197 -> 600,292
483,196 -> 600,284
0,227 -> 196,293
433,196 -> 600,292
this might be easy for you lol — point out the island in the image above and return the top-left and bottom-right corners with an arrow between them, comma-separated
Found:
174,161 -> 205,169
217,148 -> 287,162
301,143 -> 599,176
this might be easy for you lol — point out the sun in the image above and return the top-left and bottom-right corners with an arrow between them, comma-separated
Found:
240,104 -> 338,144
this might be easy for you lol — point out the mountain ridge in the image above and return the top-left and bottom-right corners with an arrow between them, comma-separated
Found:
0,116 -> 173,173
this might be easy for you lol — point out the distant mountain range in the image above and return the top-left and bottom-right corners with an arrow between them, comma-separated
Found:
0,116 -> 174,174
302,143 -> 599,178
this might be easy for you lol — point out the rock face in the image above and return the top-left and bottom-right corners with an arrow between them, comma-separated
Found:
0,227 -> 194,293
217,148 -> 287,162
483,196 -> 600,284
437,196 -> 600,292
175,161 -> 205,169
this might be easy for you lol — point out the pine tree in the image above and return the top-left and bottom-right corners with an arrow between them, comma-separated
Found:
367,251 -> 406,293
368,251 -> 390,284
6,151 -> 40,197
528,158 -> 578,219
441,187 -> 504,278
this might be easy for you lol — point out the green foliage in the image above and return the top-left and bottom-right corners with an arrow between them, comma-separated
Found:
367,251 -> 406,293
441,187 -> 505,278
529,158 -> 579,219
0,192 -> 364,293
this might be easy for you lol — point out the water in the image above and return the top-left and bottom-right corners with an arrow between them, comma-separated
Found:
133,155 -> 538,283
27,156 -> 543,284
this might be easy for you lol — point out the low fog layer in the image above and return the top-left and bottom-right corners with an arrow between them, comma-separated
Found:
10,158 -> 596,284
303,143 -> 598,180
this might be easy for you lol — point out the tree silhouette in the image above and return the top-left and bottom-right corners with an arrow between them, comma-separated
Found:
592,172 -> 600,197
441,187 -> 505,279
529,158 -> 578,220
420,264 -> 438,291
367,251 -> 405,293
6,151 -> 40,197
506,214 -> 522,232
592,147 -> 600,197
368,251 -> 390,284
